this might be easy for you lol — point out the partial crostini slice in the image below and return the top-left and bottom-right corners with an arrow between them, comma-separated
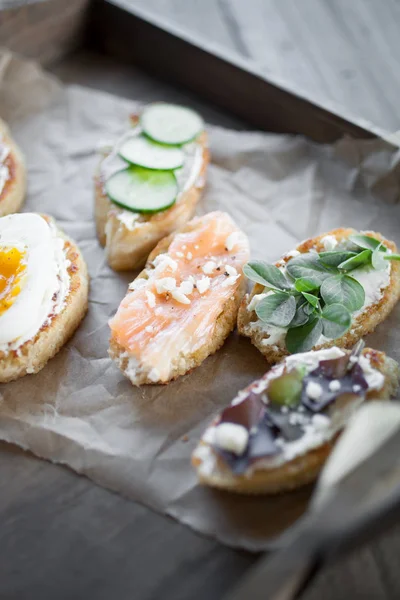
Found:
192,344 -> 400,494
109,211 -> 250,385
238,228 -> 400,363
0,213 -> 89,382
95,105 -> 209,271
0,118 -> 26,217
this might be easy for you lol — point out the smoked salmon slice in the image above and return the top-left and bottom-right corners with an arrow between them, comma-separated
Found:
109,211 -> 250,385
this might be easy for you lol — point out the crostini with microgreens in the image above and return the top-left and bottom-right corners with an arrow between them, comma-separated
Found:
95,103 -> 209,271
0,213 -> 89,382
192,342 -> 400,494
109,211 -> 250,385
238,228 -> 400,363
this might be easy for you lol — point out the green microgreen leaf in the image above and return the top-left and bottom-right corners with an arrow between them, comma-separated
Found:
289,306 -> 309,327
371,243 -> 387,270
294,278 -> 319,292
349,234 -> 385,252
338,249 -> 372,271
288,298 -> 309,328
321,303 -> 352,339
384,253 -> 400,261
303,302 -> 316,315
320,274 -> 365,312
286,252 -> 334,287
255,292 -> 296,327
319,251 -> 357,268
302,292 -> 319,308
243,262 -> 293,290
286,317 -> 323,354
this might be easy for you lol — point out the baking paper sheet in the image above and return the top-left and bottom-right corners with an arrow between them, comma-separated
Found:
1,50 -> 400,551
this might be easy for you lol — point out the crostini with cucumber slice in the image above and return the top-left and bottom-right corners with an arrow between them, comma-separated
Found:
238,228 -> 400,362
192,342 -> 400,494
95,103 -> 209,271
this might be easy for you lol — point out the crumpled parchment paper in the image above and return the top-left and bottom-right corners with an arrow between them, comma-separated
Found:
1,50 -> 400,551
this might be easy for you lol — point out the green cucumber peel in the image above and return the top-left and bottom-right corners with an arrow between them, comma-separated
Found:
106,166 -> 178,213
140,103 -> 204,145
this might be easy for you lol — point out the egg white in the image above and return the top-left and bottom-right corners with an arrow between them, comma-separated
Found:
0,213 -> 70,348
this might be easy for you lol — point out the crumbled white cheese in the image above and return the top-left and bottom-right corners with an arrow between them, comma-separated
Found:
351,264 -> 391,314
225,264 -> 237,277
146,290 -> 156,308
197,276 -> 210,294
221,274 -> 239,287
148,367 -> 160,382
0,164 -> 9,196
214,423 -> 249,455
153,254 -> 178,272
129,278 -> 147,291
182,245 -> 187,250
289,412 -> 309,426
312,414 -> 331,431
202,260 -> 216,275
285,249 -> 300,259
175,251 -> 184,258
116,211 -> 141,231
202,426 -> 217,444
186,252 -> 193,260
179,280 -> 194,295
306,381 -> 323,400
225,231 -> 240,251
358,355 -> 385,390
321,235 -> 338,251
329,379 -> 341,392
155,277 -> 177,294
247,292 -> 268,312
145,325 -> 154,333
171,289 -> 191,304
260,325 -> 287,347
194,244 -> 199,250
353,384 -> 361,392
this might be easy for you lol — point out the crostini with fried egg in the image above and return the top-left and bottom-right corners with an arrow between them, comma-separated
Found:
0,213 -> 89,382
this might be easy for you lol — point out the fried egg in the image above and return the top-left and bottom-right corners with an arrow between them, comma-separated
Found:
0,213 -> 70,349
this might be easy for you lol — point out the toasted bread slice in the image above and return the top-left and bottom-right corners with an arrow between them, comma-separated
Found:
109,211 -> 250,385
192,347 -> 400,494
238,228 -> 400,363
0,119 -> 26,217
95,112 -> 209,271
0,216 -> 89,382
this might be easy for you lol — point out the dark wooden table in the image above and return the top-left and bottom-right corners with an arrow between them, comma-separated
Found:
0,47 -> 397,600
121,0 -> 400,135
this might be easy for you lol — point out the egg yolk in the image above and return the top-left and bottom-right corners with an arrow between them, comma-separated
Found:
0,247 -> 27,316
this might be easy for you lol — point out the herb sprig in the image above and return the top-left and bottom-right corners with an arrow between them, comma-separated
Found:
244,233 -> 400,353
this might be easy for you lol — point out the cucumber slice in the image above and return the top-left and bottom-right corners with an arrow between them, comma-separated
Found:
141,104 -> 204,145
119,135 -> 184,170
106,166 -> 178,213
